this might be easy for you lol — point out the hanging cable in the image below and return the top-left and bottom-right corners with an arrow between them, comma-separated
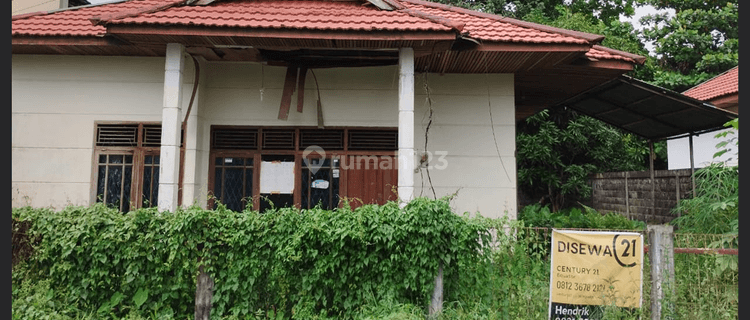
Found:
480,50 -> 512,183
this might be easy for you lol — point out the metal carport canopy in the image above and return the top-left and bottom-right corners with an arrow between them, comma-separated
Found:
555,75 -> 738,141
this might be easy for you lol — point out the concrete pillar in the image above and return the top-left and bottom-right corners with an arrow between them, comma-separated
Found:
181,56 -> 207,208
158,43 -> 185,212
648,224 -> 675,320
398,48 -> 415,206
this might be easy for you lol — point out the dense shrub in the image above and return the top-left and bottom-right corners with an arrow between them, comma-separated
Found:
518,203 -> 646,230
12,197 -> 489,320
671,163 -> 739,234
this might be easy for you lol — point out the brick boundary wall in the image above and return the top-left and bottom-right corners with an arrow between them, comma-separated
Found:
588,169 -> 694,224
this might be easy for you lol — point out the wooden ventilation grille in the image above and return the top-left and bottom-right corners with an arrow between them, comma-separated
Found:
262,129 -> 295,150
142,124 -> 162,147
213,128 -> 259,150
96,124 -> 138,146
348,130 -> 398,151
300,129 -> 344,150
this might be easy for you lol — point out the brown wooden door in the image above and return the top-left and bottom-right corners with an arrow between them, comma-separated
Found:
343,155 -> 398,209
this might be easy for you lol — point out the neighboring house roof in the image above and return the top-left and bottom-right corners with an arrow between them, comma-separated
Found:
683,66 -> 739,101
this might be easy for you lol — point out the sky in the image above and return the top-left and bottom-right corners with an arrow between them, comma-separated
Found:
619,5 -> 676,56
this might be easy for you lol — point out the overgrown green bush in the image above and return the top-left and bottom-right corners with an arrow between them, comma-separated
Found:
671,163 -> 739,235
12,197 -> 489,320
518,203 -> 646,230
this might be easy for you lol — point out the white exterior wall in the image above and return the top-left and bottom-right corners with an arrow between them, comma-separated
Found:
413,73 -> 517,219
667,128 -> 738,170
12,55 -> 197,209
12,55 -> 516,219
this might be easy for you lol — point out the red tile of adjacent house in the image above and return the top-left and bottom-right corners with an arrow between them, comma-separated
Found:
12,0 -> 168,37
112,0 -> 452,32
683,67 -> 739,101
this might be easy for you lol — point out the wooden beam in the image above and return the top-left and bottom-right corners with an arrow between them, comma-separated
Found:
278,66 -> 298,120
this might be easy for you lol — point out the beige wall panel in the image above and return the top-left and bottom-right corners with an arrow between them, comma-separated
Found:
202,87 -> 398,127
12,55 -> 195,84
412,124 -> 515,157
305,66 -> 397,90
414,95 -> 515,126
416,155 -> 516,189
12,182 -> 90,209
12,114 -> 95,149
205,64 -> 395,91
415,73 -> 514,96
12,148 -> 93,183
12,81 -> 195,115
413,186 -> 517,219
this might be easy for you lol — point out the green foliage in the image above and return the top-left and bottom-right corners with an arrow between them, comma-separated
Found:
638,0 -> 738,91
12,197 -> 489,320
517,108 -> 654,211
519,203 -> 646,230
713,118 -> 738,160
670,163 -> 738,234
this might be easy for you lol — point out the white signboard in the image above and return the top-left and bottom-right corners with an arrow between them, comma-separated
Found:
259,161 -> 295,194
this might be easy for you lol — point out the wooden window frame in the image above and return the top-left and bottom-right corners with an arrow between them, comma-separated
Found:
208,125 -> 398,211
91,121 -> 163,212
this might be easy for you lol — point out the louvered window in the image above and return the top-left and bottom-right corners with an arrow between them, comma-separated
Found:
300,129 -> 345,150
348,130 -> 398,151
212,128 -> 258,150
262,129 -> 295,150
93,122 -> 166,212
96,124 -> 138,147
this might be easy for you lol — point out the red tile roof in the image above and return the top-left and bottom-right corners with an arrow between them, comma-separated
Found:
11,0 -> 169,37
683,66 -> 739,101
108,0 -> 452,32
397,0 -> 593,44
12,0 -> 641,63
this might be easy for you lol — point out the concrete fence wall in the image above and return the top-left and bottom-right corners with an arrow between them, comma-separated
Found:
588,169 -> 694,224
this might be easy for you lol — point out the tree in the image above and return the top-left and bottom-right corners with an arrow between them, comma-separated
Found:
436,0 -> 636,24
516,108 -> 648,212
638,0 -> 738,91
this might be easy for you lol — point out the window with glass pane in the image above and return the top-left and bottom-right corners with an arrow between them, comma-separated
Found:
93,122 -> 166,212
301,157 -> 340,210
96,154 -> 133,212
142,154 -> 160,208
213,157 -> 254,212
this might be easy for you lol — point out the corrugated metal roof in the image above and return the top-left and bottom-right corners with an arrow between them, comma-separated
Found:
557,75 -> 738,141
683,66 -> 739,101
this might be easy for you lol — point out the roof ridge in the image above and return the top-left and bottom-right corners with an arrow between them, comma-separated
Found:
682,66 -> 739,94
90,0 -> 187,25
396,0 -> 604,44
591,45 -> 646,64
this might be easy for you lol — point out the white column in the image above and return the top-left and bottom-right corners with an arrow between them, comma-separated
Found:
158,43 -> 185,212
398,48 -> 415,206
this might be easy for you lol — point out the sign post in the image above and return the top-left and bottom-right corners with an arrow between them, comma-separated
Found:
548,230 -> 644,320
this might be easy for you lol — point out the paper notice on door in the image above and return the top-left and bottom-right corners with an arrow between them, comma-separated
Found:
260,161 -> 295,194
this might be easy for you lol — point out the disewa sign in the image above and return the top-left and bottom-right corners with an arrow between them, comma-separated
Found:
548,230 -> 644,320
